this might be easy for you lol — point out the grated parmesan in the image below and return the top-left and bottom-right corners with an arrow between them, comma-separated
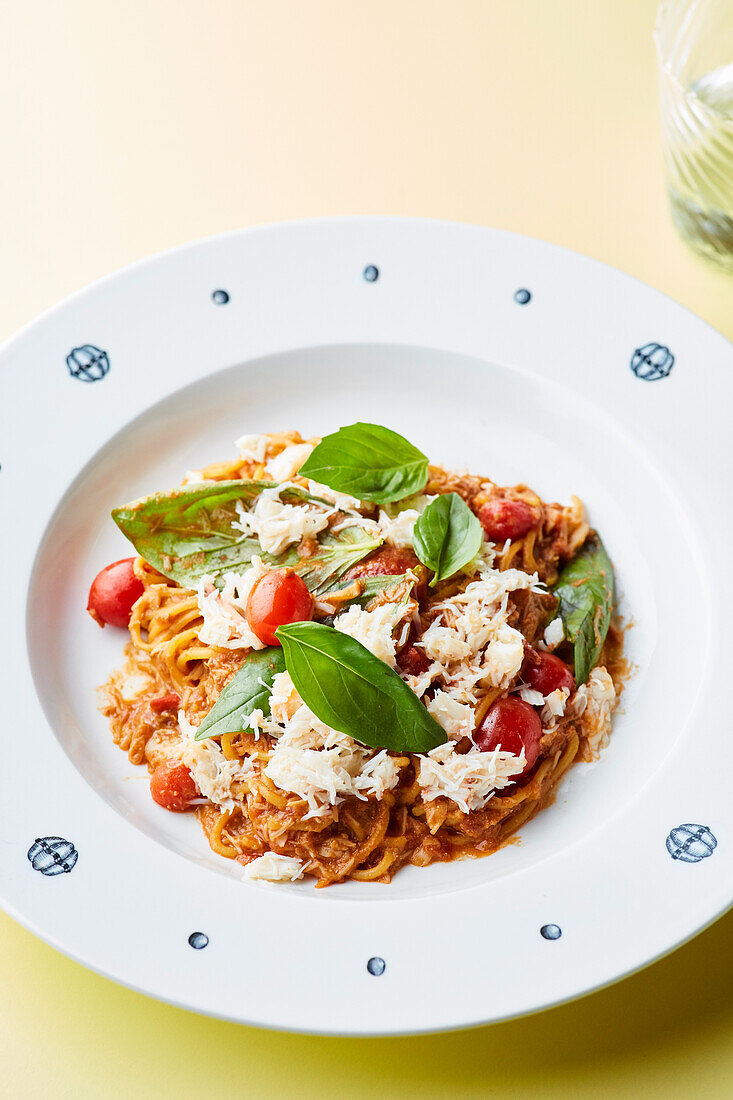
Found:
375,495 -> 436,549
543,617 -> 564,649
574,667 -> 616,754
264,442 -> 314,482
265,741 -> 366,818
417,741 -> 526,813
518,685 -> 545,707
242,853 -> 305,883
353,750 -> 401,798
235,433 -> 268,463
232,485 -> 331,556
416,563 -> 539,704
269,670 -> 300,723
306,480 -> 363,513
196,561 -> 270,650
334,603 -> 402,668
262,678 -> 402,815
178,713 -> 255,812
541,687 -> 569,724
426,690 -> 475,741
420,626 -> 473,664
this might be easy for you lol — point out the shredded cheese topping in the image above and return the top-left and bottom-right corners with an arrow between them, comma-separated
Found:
543,617 -> 564,649
264,442 -> 315,482
242,853 -> 306,883
426,690 -> 475,741
264,714 -> 374,818
196,561 -> 270,650
178,712 -> 255,812
306,480 -> 363,513
232,484 -> 331,555
417,563 -> 539,701
235,433 -> 268,463
573,667 -> 616,754
334,603 -> 403,668
417,742 -> 526,813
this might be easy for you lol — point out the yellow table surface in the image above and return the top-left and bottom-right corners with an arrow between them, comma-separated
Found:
1,2 -> 731,1095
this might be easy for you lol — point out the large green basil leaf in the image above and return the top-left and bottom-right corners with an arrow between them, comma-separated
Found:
195,646 -> 286,740
276,621 -> 446,753
113,480 -> 264,583
413,492 -> 482,586
298,422 -> 429,504
112,480 -> 380,591
551,534 -> 615,685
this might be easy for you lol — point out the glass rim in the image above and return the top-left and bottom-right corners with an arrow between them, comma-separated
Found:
654,0 -> 733,120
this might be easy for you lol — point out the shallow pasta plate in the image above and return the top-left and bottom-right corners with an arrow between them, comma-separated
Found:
1,217 -> 731,1035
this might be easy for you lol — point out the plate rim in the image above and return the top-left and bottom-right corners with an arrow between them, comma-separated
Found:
2,215 -> 731,1035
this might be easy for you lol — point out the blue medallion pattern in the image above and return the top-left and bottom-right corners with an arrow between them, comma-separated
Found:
540,924 -> 562,941
188,932 -> 209,950
666,824 -> 717,863
367,956 -> 386,976
631,342 -> 674,381
66,345 -> 110,382
27,837 -> 78,876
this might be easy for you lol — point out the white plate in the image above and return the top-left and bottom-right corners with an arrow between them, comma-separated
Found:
1,218 -> 731,1035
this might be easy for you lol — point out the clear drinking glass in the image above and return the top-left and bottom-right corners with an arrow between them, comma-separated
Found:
656,0 -> 733,270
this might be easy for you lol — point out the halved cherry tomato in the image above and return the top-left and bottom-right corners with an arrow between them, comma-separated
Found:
246,568 -> 314,647
477,499 -> 538,543
474,695 -> 543,777
150,762 -> 200,812
87,557 -> 144,628
522,647 -> 575,696
347,546 -> 427,599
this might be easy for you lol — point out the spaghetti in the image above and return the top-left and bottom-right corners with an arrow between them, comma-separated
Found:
97,430 -> 626,887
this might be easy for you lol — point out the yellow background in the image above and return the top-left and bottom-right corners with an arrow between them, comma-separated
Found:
1,1 -> 731,1095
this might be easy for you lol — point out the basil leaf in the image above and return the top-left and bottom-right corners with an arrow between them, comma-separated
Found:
552,534 -> 615,685
298,422 -> 429,504
276,621 -> 446,753
195,646 -> 286,740
284,526 -> 382,597
413,492 -> 482,586
113,480 -> 264,584
324,573 -> 411,610
112,481 -> 380,590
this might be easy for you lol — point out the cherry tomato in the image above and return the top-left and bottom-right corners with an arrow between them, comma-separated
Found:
474,695 -> 543,777
347,546 -> 427,599
87,558 -> 144,628
149,692 -> 181,713
150,762 -> 200,812
347,545 -> 420,579
477,498 -> 538,543
246,568 -> 314,647
522,647 -> 575,696
397,644 -> 431,677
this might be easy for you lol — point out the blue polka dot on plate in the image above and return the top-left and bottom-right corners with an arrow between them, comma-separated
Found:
367,956 -> 386,975
363,265 -> 379,283
514,288 -> 531,305
188,932 -> 209,949
540,924 -> 562,941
